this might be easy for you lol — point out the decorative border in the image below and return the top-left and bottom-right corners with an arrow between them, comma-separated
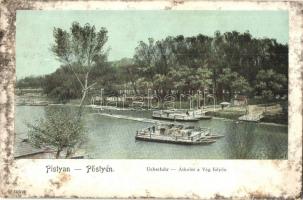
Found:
0,0 -> 302,198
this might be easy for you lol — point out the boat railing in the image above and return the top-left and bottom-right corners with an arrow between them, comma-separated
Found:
153,113 -> 190,120
190,132 -> 202,141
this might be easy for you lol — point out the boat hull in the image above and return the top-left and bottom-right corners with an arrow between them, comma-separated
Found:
197,115 -> 212,120
152,115 -> 200,122
135,135 -> 216,145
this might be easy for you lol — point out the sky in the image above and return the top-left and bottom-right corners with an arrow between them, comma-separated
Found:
16,10 -> 288,78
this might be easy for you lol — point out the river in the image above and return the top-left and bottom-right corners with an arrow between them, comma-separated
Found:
15,105 -> 288,159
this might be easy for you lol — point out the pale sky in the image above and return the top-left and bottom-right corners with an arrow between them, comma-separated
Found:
16,10 -> 288,78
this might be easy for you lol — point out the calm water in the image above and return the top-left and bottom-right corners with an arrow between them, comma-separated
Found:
15,106 -> 288,159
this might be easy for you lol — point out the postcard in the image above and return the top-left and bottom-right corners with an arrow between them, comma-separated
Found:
0,0 -> 302,199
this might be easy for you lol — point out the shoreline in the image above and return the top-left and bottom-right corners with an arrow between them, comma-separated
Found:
16,102 -> 288,127
210,116 -> 287,127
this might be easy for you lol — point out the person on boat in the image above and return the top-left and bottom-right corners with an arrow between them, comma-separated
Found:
152,126 -> 155,133
186,110 -> 189,116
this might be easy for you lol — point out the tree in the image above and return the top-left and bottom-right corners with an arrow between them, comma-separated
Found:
27,106 -> 87,158
51,22 -> 109,112
114,58 -> 139,95
218,68 -> 251,100
43,66 -> 81,102
255,69 -> 287,101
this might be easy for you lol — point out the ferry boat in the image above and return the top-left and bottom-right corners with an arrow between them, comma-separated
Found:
135,124 -> 224,145
152,109 -> 212,121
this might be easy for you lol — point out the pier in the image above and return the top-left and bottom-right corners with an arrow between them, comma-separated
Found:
238,105 -> 264,122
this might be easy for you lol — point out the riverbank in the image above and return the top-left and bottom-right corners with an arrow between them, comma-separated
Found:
15,93 -> 288,125
206,109 -> 287,125
206,110 -> 245,120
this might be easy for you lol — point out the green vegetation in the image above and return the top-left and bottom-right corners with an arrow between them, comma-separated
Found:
16,76 -> 45,89
51,22 -> 109,109
17,26 -> 288,107
131,32 -> 287,101
27,106 -> 87,158
24,22 -> 111,158
206,110 -> 246,120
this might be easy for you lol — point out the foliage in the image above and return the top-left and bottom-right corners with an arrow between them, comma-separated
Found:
27,106 -> 87,158
16,76 -> 45,89
132,31 -> 288,101
255,69 -> 287,101
218,68 -> 252,99
51,22 -> 109,108
112,58 -> 140,94
18,29 -> 288,104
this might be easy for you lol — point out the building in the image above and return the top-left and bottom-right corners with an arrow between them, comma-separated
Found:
232,95 -> 248,106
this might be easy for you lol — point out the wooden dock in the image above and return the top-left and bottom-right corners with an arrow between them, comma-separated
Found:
238,105 -> 265,122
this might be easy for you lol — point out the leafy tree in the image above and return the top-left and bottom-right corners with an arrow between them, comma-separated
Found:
218,68 -> 251,100
51,22 -> 109,110
132,31 -> 287,102
43,66 -> 81,102
27,106 -> 87,158
114,58 -> 139,94
231,76 -> 251,95
255,69 -> 287,102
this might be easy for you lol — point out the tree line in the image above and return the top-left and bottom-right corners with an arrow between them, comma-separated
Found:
17,23 -> 288,104
130,31 -> 287,102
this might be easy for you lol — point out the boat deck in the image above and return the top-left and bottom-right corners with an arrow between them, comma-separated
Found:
135,124 -> 223,145
152,114 -> 200,121
152,110 -> 212,121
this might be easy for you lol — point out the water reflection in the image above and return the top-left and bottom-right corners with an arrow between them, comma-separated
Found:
226,122 -> 257,159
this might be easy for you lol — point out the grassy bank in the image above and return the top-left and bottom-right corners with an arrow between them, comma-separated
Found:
261,113 -> 288,125
206,107 -> 287,125
206,110 -> 246,120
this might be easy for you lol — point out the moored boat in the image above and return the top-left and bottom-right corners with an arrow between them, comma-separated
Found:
152,110 -> 199,121
135,123 -> 223,145
152,109 -> 212,121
